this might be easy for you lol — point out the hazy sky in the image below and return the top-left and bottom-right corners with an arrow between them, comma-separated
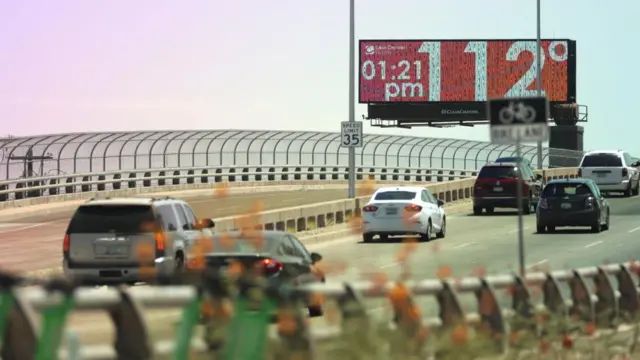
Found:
1,0 -> 637,153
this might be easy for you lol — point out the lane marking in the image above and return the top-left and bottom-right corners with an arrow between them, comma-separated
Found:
507,226 -> 530,234
379,262 -> 397,269
527,259 -> 548,269
584,240 -> 603,248
0,221 -> 63,234
453,242 -> 475,249
629,226 -> 640,233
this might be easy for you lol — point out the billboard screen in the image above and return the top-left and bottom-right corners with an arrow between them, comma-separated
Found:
359,39 -> 576,104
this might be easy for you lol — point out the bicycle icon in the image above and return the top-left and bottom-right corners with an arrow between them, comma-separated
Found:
498,101 -> 537,124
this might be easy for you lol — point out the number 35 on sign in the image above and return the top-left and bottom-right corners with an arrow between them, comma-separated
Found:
341,121 -> 363,148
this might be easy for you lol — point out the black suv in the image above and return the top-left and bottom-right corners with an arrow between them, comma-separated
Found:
473,162 -> 543,215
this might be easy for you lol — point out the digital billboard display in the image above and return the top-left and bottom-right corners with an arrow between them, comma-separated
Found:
359,39 -> 576,104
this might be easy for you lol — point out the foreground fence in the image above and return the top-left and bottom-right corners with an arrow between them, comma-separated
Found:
1,262 -> 640,359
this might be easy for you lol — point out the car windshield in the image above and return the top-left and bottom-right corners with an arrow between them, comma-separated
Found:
478,166 -> 519,179
542,183 -> 592,197
68,205 -> 156,233
210,234 -> 276,253
581,154 -> 622,167
374,191 -> 416,200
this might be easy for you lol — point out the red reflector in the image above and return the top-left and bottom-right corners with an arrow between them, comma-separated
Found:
404,204 -> 422,212
363,205 -> 378,212
255,258 -> 283,273
155,232 -> 165,251
577,168 -> 582,177
623,168 -> 629,177
63,234 -> 70,252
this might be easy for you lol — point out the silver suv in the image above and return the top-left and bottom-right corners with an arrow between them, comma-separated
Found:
62,196 -> 215,285
578,150 -> 640,197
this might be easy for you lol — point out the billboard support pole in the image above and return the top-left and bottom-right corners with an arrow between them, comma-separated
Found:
347,0 -> 356,198
535,0 -> 544,170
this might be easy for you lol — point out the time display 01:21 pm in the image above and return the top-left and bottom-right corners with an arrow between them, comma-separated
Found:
359,40 -> 573,103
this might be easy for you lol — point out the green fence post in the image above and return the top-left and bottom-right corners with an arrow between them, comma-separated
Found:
223,296 -> 276,360
173,294 -> 202,360
34,289 -> 75,360
0,288 -> 15,344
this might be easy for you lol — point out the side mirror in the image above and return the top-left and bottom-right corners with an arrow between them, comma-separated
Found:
536,173 -> 543,180
437,199 -> 445,207
310,252 -> 322,264
195,219 -> 215,230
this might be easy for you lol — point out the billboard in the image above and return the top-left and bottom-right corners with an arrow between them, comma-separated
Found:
359,39 -> 576,106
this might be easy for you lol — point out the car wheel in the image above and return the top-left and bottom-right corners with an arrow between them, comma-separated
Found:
362,234 -> 374,243
379,234 -> 389,242
436,217 -> 446,238
602,210 -> 610,231
591,219 -> 602,233
420,220 -> 432,242
633,181 -> 640,196
308,305 -> 324,317
485,207 -> 495,214
473,206 -> 482,215
547,225 -> 556,232
536,224 -> 546,233
523,196 -> 531,215
624,183 -> 633,197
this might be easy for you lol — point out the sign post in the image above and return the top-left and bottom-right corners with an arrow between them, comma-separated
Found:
347,0 -> 357,199
341,121 -> 362,198
488,96 -> 549,276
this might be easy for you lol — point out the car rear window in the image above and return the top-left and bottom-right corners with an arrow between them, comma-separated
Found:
581,153 -> 622,167
542,183 -> 592,197
373,191 -> 416,200
68,205 -> 156,233
210,234 -> 275,253
478,166 -> 519,179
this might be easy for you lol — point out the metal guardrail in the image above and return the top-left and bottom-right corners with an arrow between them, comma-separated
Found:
1,262 -> 639,359
0,130 -> 586,181
0,165 -> 480,201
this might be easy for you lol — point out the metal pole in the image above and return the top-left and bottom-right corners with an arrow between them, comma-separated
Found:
535,0 -> 543,170
516,134 -> 525,277
347,0 -> 356,198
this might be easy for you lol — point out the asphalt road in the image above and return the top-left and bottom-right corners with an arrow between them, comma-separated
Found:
0,188 -> 359,272
59,194 -> 640,349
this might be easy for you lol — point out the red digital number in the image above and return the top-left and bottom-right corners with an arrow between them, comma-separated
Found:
359,40 -> 570,103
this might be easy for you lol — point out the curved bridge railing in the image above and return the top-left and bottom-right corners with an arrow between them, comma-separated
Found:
2,262 -> 639,359
0,130 -> 585,181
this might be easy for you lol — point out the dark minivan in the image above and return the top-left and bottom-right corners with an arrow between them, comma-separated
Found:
536,178 -> 610,233
472,162 -> 543,215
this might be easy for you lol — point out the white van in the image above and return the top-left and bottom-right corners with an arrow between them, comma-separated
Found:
578,150 -> 640,197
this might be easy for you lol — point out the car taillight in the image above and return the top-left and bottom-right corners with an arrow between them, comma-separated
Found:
585,197 -> 594,208
539,198 -> 548,209
155,232 -> 166,251
623,168 -> 629,177
255,258 -> 283,274
63,234 -> 70,252
363,205 -> 378,212
404,204 -> 422,212
577,168 -> 582,177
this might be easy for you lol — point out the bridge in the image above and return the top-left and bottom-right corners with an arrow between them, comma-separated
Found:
0,130 -> 637,359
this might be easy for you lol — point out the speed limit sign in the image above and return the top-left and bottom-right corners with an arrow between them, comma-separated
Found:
341,121 -> 363,148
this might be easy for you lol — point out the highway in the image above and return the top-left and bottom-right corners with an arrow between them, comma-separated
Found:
3,191 -> 640,350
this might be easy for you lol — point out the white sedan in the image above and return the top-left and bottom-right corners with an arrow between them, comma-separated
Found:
361,186 -> 446,243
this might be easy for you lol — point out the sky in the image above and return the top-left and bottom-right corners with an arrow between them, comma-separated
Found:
0,0 -> 638,153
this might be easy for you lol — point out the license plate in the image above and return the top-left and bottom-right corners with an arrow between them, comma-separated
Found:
493,187 -> 503,192
597,173 -> 607,178
97,245 -> 129,255
385,208 -> 398,215
561,203 -> 572,210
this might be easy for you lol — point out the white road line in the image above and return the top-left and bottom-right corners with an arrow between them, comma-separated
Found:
507,226 -> 530,234
629,226 -> 640,233
453,242 -> 476,249
584,240 -> 603,248
379,262 -> 397,269
527,259 -> 548,269
0,221 -> 62,234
